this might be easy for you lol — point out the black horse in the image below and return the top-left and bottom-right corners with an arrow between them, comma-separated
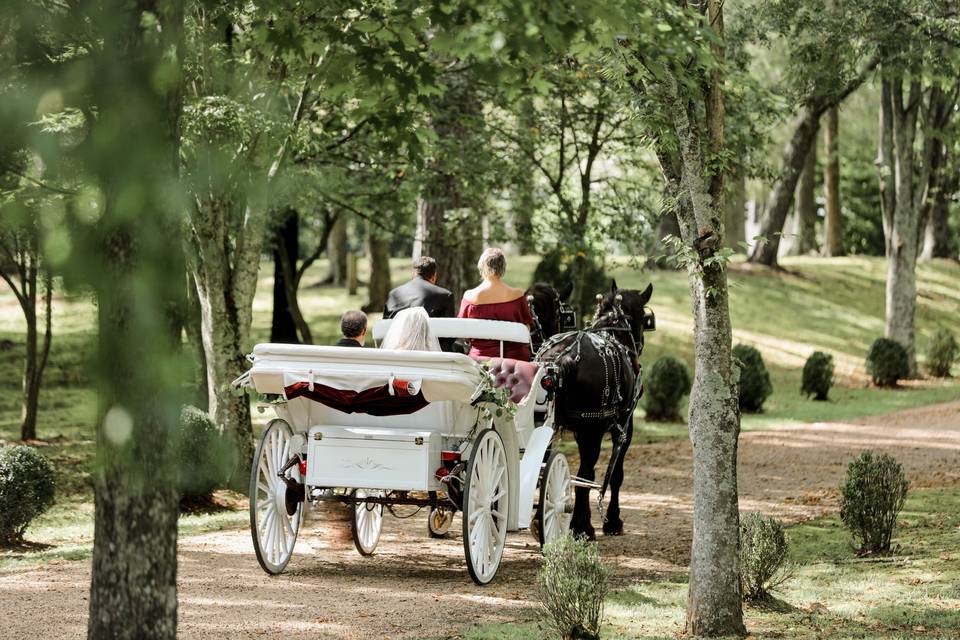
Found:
528,279 -> 653,538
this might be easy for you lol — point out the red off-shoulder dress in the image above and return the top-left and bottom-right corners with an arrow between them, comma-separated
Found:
457,296 -> 534,361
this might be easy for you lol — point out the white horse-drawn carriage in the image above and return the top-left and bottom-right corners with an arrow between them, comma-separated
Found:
234,318 -> 573,584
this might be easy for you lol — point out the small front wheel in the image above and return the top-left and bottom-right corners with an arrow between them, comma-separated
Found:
250,420 -> 303,575
537,451 -> 572,547
427,506 -> 454,538
351,490 -> 384,556
462,428 -> 509,585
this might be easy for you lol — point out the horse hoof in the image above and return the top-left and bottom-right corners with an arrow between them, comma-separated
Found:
602,521 -> 623,536
572,525 -> 596,541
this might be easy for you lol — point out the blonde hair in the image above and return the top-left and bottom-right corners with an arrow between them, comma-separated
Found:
477,247 -> 506,278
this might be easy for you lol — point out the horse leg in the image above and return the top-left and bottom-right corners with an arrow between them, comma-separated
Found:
602,417 -> 633,536
571,430 -> 601,540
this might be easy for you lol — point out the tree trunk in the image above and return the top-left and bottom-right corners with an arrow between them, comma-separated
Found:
823,107 -> 843,256
327,214 -> 348,286
512,97 -> 538,254
421,74 -> 482,301
86,0 -> 184,637
879,76 -> 922,376
183,274 -> 208,408
191,244 -> 254,473
921,159 -> 957,259
724,168 -> 746,252
748,109 -> 820,266
271,209 -> 300,344
796,134 -> 818,254
364,228 -> 391,313
21,302 -> 38,441
659,3 -> 746,635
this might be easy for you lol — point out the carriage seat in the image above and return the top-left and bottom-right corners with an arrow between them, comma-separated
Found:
473,357 -> 540,404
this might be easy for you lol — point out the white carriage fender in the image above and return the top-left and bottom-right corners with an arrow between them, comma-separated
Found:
517,425 -> 555,529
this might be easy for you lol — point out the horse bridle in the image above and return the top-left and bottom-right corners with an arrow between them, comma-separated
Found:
589,294 -> 642,368
527,289 -> 578,351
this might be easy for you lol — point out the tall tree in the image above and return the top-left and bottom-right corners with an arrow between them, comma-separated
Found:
78,0 -> 186,636
619,0 -> 746,634
874,1 -> 959,375
746,0 -> 879,266
823,107 -> 844,255
0,183 -> 54,442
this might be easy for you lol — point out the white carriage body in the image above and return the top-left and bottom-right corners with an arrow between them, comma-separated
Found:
242,319 -> 551,531
239,318 -> 572,583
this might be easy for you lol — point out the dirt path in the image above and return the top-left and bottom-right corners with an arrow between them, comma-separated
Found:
2,401 -> 958,639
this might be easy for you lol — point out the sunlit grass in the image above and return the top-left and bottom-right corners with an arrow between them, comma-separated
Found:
462,488 -> 960,640
0,495 -> 248,571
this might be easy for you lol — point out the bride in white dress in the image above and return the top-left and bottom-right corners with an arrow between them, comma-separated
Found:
380,307 -> 441,351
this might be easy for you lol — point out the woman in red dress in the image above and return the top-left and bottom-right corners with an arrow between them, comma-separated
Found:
458,248 -> 534,361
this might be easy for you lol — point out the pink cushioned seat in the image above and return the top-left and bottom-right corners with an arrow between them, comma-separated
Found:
472,356 -> 540,404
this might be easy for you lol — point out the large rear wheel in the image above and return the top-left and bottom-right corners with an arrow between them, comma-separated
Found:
250,420 -> 303,575
462,428 -> 509,585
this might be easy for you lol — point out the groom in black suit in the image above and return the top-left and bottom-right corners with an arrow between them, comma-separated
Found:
384,256 -> 455,320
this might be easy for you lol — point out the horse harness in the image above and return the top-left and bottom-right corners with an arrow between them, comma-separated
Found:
534,303 -> 644,521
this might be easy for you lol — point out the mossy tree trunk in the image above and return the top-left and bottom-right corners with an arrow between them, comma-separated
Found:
796,134 -> 818,254
84,0 -> 186,637
648,2 -> 746,635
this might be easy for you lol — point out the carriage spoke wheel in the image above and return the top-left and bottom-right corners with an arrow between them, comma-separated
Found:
462,428 -> 509,585
351,490 -> 384,556
249,420 -> 303,575
537,451 -> 572,547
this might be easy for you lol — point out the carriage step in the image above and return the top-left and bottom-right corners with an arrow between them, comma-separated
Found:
570,476 -> 601,490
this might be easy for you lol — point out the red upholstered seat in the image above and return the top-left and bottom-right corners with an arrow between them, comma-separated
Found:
472,357 -> 540,404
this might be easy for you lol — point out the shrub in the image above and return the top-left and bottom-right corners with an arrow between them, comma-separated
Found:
926,328 -> 958,377
739,512 -> 793,601
0,445 -> 56,545
733,344 -> 773,412
177,406 -> 234,500
644,356 -> 692,421
839,450 -> 909,555
866,338 -> 909,386
537,533 -> 609,640
801,351 -> 834,401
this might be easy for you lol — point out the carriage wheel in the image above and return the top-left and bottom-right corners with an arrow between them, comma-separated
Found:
427,506 -> 454,538
537,451 -> 572,547
351,489 -> 384,556
249,420 -> 303,575
462,428 -> 509,585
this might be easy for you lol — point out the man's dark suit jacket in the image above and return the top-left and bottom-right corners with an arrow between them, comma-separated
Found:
334,337 -> 363,347
383,276 -> 455,319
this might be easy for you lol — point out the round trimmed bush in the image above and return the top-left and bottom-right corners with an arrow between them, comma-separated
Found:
926,328 -> 958,378
866,338 -> 909,386
644,355 -> 692,421
733,344 -> 773,412
839,450 -> 908,555
0,445 -> 56,545
177,406 -> 234,501
537,533 -> 609,640
801,351 -> 834,401
739,512 -> 793,601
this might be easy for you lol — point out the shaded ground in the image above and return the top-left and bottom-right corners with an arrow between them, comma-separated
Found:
1,400 -> 957,639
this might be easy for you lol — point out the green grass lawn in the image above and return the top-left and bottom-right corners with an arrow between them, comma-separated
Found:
460,488 -> 960,640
